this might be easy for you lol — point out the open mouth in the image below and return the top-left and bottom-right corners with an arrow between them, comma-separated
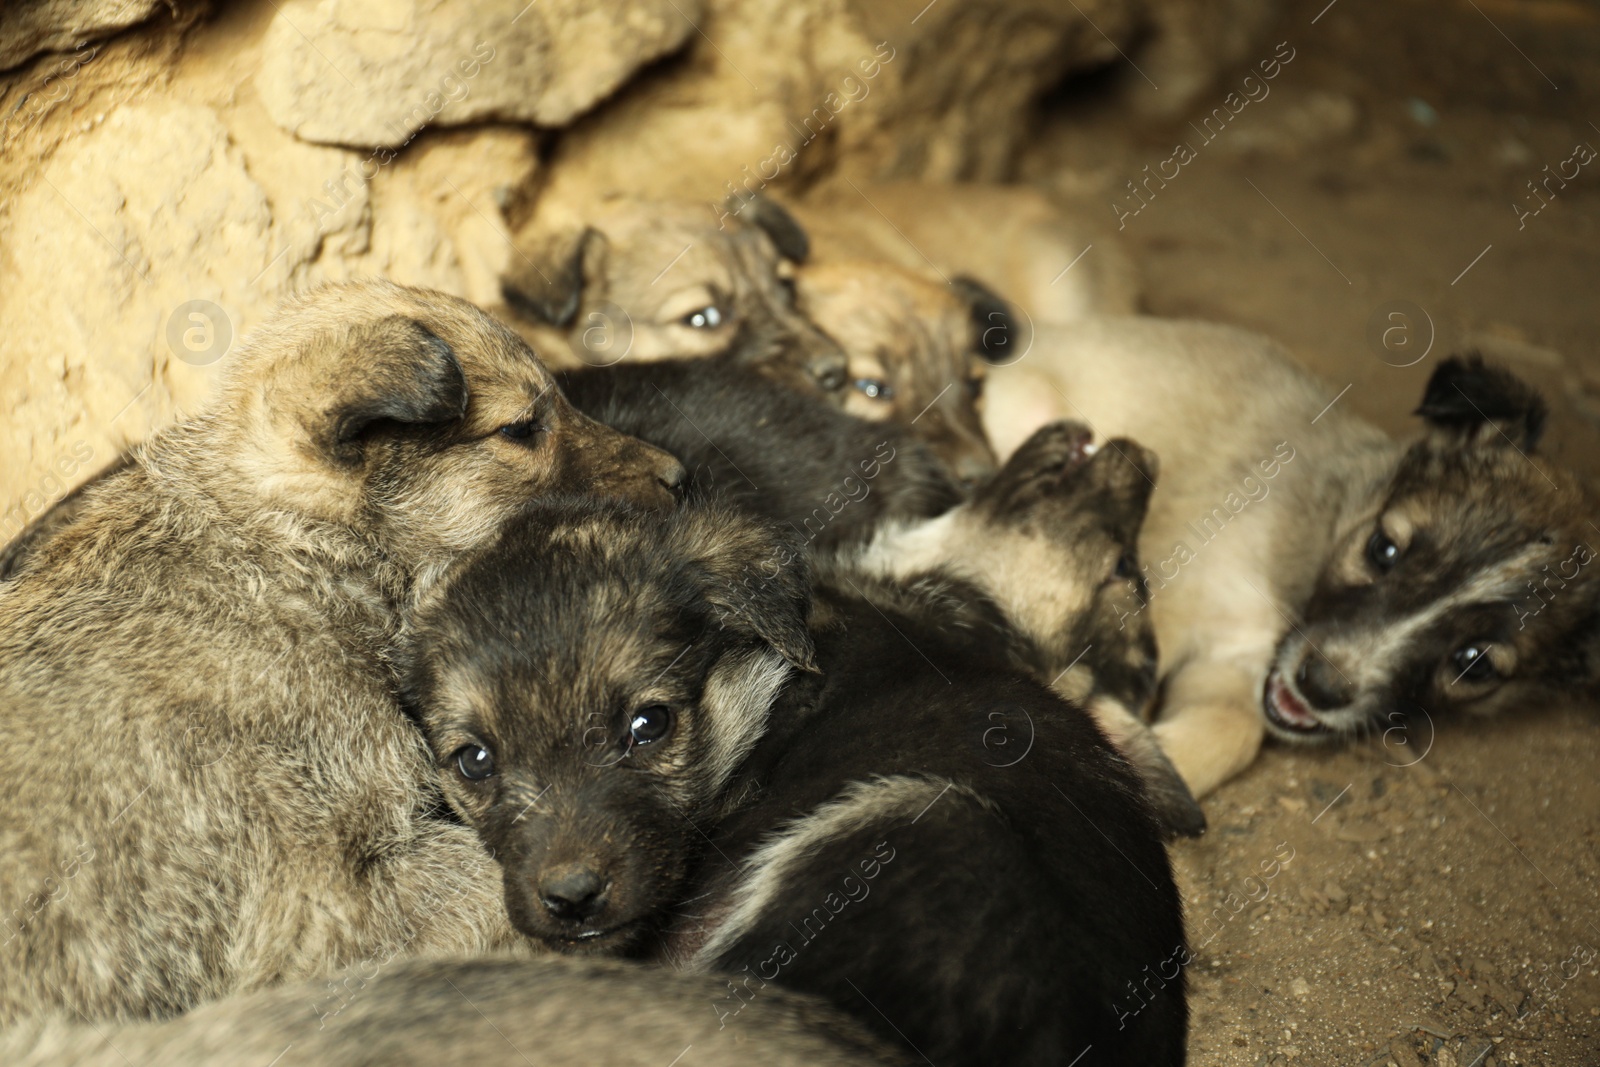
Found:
542,920 -> 639,953
1263,670 -> 1329,736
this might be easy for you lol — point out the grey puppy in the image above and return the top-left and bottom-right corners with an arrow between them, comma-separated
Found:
0,280 -> 684,1024
0,957 -> 903,1066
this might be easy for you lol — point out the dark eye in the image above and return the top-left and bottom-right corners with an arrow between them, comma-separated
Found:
1114,553 -> 1136,581
682,306 -> 724,329
853,378 -> 894,401
454,744 -> 495,780
1367,529 -> 1402,573
1452,645 -> 1497,683
499,420 -> 543,442
628,705 -> 675,746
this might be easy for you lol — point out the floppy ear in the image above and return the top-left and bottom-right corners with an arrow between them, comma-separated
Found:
315,316 -> 468,466
1415,353 -> 1548,450
737,194 -> 810,264
951,275 -> 1015,363
501,227 -> 605,327
678,508 -> 816,672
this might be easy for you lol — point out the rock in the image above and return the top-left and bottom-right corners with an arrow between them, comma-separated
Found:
256,0 -> 699,147
540,0 -> 1157,206
0,103 -> 278,516
0,0 -> 165,71
1289,977 -> 1310,998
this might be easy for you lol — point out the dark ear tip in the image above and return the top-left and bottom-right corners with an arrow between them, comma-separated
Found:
952,275 -> 1015,363
1415,351 -> 1549,447
739,194 -> 810,264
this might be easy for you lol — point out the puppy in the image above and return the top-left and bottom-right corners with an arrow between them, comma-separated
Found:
0,281 -> 684,1024
674,426 -> 1189,1066
795,258 -> 1004,485
0,957 -> 904,1066
500,194 -> 851,399
788,181 -> 1140,325
985,321 -> 1599,797
403,499 -> 815,957
557,360 -> 1199,828
555,356 -> 961,554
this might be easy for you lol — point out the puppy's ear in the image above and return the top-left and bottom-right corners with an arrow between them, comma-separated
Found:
316,316 -> 467,466
678,509 -> 816,672
951,275 -> 1015,363
737,194 -> 810,264
1416,353 -> 1548,450
501,227 -> 605,328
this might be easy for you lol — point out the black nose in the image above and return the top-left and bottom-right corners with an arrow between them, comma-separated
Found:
1295,652 -> 1352,711
539,865 -> 609,922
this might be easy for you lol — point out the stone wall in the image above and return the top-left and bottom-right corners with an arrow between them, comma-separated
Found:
0,0 -> 1276,537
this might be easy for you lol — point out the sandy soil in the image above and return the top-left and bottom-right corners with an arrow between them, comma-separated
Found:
1021,1 -> 1600,1063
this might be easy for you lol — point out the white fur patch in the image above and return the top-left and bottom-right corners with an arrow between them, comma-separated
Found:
687,774 -> 975,970
698,648 -> 793,801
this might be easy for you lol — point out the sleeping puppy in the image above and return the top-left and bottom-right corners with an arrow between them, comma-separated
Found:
0,281 -> 684,1024
500,194 -> 850,400
403,499 -> 815,957
795,258 -> 1004,486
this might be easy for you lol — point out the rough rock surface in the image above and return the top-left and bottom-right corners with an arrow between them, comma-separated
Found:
0,0 -> 167,71
255,0 -> 700,147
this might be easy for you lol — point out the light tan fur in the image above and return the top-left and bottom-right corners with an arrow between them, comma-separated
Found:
0,280 -> 684,1024
983,318 -> 1407,797
791,181 -> 1140,325
796,258 -> 996,484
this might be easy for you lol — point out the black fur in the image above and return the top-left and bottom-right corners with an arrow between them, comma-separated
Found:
740,194 -> 811,263
676,574 -> 1189,1067
500,228 -> 599,328
950,275 -> 1016,362
1415,353 -> 1548,449
557,357 -> 960,553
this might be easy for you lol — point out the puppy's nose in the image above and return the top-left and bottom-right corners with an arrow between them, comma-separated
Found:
539,865 -> 609,923
1295,652 -> 1352,711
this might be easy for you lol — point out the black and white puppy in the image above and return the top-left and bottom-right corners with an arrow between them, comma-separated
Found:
668,428 -> 1190,1067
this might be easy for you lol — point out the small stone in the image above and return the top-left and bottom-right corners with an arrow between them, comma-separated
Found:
1290,977 -> 1310,998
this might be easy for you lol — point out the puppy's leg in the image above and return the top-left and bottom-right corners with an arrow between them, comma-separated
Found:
1151,661 -> 1267,798
1080,694 -> 1206,838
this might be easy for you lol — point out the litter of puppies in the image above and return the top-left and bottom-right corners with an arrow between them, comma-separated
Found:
1,191 -> 1592,1067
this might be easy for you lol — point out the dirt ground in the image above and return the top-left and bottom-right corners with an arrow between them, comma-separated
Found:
1017,1 -> 1600,1064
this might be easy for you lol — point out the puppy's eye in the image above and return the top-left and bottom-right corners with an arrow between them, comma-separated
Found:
1452,644 -> 1497,683
454,745 -> 495,780
1113,553 -> 1137,581
853,378 -> 895,401
628,705 -> 675,746
682,306 -> 725,329
1367,529 -> 1402,573
499,420 -> 544,443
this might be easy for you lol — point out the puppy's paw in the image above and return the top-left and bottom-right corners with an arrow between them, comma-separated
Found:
971,420 -> 1096,520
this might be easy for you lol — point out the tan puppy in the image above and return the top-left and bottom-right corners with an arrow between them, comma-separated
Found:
790,182 -> 1140,326
795,259 -> 1000,485
500,194 -> 850,399
0,957 -> 902,1066
985,321 -> 1597,799
0,281 -> 683,1024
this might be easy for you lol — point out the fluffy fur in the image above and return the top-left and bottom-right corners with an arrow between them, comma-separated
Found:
0,280 -> 683,1024
985,320 -> 1599,797
0,956 -> 904,1066
402,500 -> 815,957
